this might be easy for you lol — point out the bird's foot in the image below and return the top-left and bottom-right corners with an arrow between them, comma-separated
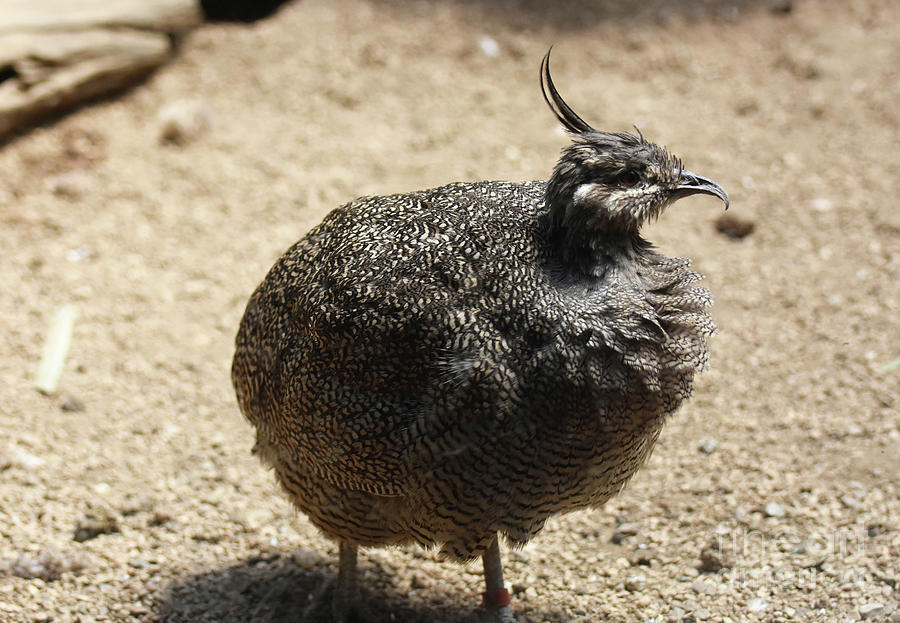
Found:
479,605 -> 517,623
331,542 -> 366,622
491,606 -> 518,623
480,537 -> 518,622
481,588 -> 517,622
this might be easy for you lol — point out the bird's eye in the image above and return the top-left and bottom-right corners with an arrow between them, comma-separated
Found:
619,171 -> 641,188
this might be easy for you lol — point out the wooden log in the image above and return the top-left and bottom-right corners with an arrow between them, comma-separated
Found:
0,0 -> 202,139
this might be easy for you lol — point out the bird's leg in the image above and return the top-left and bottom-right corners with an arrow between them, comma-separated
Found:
482,536 -> 516,622
332,541 -> 358,623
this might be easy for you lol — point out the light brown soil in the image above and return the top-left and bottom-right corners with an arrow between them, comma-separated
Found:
1,1 -> 897,622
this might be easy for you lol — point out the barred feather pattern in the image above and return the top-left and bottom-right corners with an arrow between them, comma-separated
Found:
232,179 -> 714,562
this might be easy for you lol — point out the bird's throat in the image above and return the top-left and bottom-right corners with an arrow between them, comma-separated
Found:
542,198 -> 642,279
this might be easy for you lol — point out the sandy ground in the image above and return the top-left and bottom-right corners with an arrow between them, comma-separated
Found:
1,0 -> 898,621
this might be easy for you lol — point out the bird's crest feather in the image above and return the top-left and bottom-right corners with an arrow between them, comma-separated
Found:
540,49 -> 597,135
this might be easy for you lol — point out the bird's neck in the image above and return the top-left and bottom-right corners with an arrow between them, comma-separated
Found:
541,182 -> 643,278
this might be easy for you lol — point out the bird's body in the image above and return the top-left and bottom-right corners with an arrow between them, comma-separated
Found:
234,179 -> 711,559
232,51 -> 728,621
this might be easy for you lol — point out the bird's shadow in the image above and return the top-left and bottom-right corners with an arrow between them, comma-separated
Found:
154,551 -> 520,623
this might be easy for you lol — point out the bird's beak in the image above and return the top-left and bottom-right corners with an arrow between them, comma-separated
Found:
672,170 -> 730,210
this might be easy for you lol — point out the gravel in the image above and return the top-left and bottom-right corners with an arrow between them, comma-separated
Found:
691,579 -> 717,596
2,549 -> 89,582
59,394 -> 85,412
72,507 -> 120,543
859,603 -> 885,619
624,574 -> 648,592
697,438 -> 719,454
763,502 -> 786,518
747,597 -> 769,612
0,1 -> 897,622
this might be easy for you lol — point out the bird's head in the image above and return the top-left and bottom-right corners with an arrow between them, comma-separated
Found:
541,51 -> 729,255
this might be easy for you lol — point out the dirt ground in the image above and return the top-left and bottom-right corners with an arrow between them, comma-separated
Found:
1,0 -> 898,621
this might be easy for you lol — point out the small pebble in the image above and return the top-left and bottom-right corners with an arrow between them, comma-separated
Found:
60,126 -> 105,159
611,521 -> 640,544
840,494 -> 862,510
48,170 -> 93,200
859,603 -> 885,620
692,578 -> 717,596
810,198 -> 833,212
60,395 -> 85,412
148,510 -> 175,528
681,566 -> 700,578
629,546 -> 657,566
292,549 -> 320,569
120,494 -> 155,516
74,507 -> 119,542
5,548 -> 87,581
624,573 -> 647,592
770,0 -> 793,13
128,603 -> 150,615
625,33 -> 646,51
802,555 -> 827,570
478,35 -> 500,58
65,245 -> 95,263
699,543 -> 728,572
14,449 -> 44,470
698,438 -> 719,454
158,99 -> 214,145
715,213 -> 755,239
736,99 -> 759,116
747,597 -> 768,612
695,608 -> 712,620
867,523 -> 885,537
764,502 -> 785,518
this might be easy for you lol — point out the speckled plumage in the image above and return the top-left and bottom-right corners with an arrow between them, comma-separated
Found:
231,51 -> 728,619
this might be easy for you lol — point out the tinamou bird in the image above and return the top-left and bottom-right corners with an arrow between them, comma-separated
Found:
232,51 -> 729,622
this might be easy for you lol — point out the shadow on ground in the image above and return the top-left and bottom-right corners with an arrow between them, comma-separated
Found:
374,0 -> 787,30
153,551 -> 534,623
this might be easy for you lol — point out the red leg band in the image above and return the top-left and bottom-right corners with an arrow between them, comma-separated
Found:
482,588 -> 511,610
